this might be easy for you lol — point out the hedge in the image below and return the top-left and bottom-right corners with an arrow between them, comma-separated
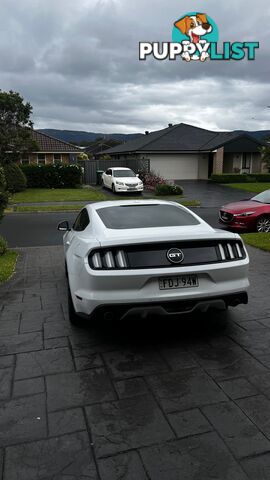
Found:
20,164 -> 83,188
4,163 -> 27,192
210,174 -> 270,183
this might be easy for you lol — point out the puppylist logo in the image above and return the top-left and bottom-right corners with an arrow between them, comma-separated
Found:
139,12 -> 259,62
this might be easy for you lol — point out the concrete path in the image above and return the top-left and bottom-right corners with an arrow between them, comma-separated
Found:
0,245 -> 270,479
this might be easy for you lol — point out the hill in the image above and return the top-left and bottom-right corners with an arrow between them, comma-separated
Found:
37,129 -> 143,145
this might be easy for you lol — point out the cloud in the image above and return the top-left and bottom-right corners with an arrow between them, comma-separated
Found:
0,0 -> 269,133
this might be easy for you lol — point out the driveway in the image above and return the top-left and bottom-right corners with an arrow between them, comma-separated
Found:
176,180 -> 253,207
1,245 -> 270,479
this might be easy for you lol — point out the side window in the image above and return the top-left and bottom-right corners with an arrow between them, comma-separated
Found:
106,169 -> 111,176
73,208 -> 90,231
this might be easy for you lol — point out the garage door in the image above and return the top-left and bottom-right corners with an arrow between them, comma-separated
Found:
149,154 -> 204,180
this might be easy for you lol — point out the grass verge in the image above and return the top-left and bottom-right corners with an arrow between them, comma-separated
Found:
13,205 -> 86,213
222,183 -> 270,194
11,188 -> 108,203
0,251 -> 18,283
241,233 -> 270,252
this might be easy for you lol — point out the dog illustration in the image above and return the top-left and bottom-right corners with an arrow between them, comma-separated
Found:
174,13 -> 212,62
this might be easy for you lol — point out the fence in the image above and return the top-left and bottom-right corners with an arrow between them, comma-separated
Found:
76,158 -> 150,185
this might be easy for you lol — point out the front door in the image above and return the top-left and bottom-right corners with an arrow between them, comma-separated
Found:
208,153 -> 214,178
241,153 -> 251,173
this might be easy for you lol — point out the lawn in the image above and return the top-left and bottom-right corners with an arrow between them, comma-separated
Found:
11,188 -> 108,203
0,251 -> 18,283
223,183 -> 270,194
242,233 -> 270,252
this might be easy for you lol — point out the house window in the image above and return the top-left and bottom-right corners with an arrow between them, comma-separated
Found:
37,154 -> 46,165
242,153 -> 251,171
54,154 -> 62,164
20,154 -> 29,165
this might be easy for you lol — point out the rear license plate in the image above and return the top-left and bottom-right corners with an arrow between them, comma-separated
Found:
159,275 -> 199,290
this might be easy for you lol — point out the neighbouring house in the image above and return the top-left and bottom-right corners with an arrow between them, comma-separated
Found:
85,138 -> 123,158
19,130 -> 82,166
103,123 -> 268,181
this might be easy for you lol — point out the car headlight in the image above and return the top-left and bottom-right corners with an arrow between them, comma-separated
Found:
233,211 -> 255,217
138,181 -> 143,185
115,181 -> 124,185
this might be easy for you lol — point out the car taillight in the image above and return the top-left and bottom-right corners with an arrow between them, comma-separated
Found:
218,241 -> 244,261
89,249 -> 128,270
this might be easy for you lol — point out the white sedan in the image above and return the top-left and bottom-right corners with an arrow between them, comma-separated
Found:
102,167 -> 144,193
58,200 -> 249,325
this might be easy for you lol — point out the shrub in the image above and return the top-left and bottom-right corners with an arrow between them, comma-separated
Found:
138,170 -> 166,191
3,162 -> 27,192
155,183 -> 183,196
20,164 -> 83,188
0,235 -> 7,255
211,173 -> 270,183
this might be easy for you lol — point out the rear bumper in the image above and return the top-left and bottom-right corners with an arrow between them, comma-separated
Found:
71,258 -> 249,317
79,292 -> 248,320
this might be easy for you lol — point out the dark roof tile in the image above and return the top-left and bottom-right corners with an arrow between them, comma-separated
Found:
104,123 -> 265,154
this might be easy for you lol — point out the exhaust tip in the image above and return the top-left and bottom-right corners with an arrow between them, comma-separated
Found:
103,311 -> 114,321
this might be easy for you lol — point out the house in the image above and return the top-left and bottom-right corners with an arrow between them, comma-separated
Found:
19,130 -> 82,166
104,123 -> 268,181
85,138 -> 123,158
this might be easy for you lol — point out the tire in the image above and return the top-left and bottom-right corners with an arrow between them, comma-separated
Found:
256,215 -> 270,233
67,283 -> 82,326
112,183 -> 116,194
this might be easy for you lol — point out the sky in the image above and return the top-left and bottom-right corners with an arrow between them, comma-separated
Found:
0,0 -> 269,134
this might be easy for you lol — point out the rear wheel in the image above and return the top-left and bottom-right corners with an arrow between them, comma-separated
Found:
256,216 -> 270,232
67,283 -> 82,326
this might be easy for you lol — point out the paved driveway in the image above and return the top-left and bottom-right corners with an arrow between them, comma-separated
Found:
0,246 -> 270,479
177,181 -> 253,207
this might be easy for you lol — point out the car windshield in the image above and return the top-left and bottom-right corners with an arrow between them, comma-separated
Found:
113,170 -> 136,178
96,204 -> 200,229
252,190 -> 270,204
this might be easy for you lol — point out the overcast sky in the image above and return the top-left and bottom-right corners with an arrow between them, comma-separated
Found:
0,0 -> 269,133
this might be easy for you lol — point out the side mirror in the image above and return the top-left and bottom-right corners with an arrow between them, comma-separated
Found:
58,220 -> 70,231
136,173 -> 139,177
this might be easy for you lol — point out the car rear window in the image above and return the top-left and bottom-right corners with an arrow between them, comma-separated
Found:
96,204 -> 200,229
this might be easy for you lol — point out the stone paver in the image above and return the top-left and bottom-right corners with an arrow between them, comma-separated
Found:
0,244 -> 270,479
140,432 -> 248,480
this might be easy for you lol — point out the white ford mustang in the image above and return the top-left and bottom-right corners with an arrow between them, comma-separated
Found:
58,200 -> 249,325
102,167 -> 144,193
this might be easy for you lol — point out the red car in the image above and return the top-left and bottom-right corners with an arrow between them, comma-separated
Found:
219,189 -> 270,232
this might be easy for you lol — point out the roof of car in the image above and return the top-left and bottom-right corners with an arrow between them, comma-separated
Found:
109,167 -> 131,170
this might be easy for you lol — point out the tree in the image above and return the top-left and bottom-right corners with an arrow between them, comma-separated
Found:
0,166 -> 8,221
0,90 -> 37,165
77,152 -> 90,161
260,143 -> 270,172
